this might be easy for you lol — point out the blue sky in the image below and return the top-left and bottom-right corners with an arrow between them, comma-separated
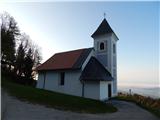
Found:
0,1 -> 159,88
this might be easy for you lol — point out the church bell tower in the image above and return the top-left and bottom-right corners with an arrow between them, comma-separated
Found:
91,18 -> 119,95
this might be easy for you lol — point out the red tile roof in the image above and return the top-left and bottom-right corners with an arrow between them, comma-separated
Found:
37,48 -> 88,71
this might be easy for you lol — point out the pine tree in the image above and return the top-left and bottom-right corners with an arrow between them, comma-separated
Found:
15,42 -> 25,77
1,12 -> 42,86
24,48 -> 34,84
1,12 -> 19,72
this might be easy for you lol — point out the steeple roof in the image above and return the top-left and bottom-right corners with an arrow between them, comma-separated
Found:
91,18 -> 116,38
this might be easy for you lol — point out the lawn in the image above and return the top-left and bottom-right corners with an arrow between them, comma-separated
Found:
114,92 -> 160,118
2,75 -> 117,113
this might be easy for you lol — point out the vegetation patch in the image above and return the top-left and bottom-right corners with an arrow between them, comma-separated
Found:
114,92 -> 160,118
2,75 -> 117,114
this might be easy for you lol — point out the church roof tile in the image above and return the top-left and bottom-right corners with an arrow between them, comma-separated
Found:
37,48 -> 92,71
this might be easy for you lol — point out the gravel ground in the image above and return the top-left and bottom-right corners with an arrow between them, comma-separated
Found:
1,91 -> 159,120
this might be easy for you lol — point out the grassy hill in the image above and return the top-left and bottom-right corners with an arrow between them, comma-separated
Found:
2,75 -> 117,113
115,92 -> 160,118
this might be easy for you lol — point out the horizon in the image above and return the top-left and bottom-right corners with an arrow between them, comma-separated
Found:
118,84 -> 160,89
0,1 -> 159,88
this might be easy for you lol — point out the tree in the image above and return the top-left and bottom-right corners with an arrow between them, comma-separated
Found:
24,48 -> 34,84
15,34 -> 42,84
1,12 -> 20,71
33,45 -> 42,66
1,12 -> 42,86
32,45 -> 42,80
15,42 -> 25,77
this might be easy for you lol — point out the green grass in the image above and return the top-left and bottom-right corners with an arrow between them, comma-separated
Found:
2,75 -> 117,113
114,93 -> 160,118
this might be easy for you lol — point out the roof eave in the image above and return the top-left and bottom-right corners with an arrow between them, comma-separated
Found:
37,67 -> 81,72
112,32 -> 119,41
80,78 -> 113,81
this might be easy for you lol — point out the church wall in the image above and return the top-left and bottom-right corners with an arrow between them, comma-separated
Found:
84,81 -> 100,100
37,70 -> 83,97
43,71 -> 59,91
100,81 -> 115,100
93,33 -> 112,73
100,81 -> 108,100
64,70 -> 82,96
111,33 -> 118,95
36,73 -> 45,89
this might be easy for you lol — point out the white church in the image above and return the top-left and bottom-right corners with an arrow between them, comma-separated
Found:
36,18 -> 119,101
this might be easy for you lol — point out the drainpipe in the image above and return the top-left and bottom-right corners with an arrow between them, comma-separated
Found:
82,80 -> 84,97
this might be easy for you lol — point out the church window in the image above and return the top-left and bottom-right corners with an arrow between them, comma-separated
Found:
60,72 -> 65,85
100,42 -> 104,50
113,44 -> 116,53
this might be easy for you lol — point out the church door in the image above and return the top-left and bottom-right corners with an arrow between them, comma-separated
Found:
108,84 -> 112,98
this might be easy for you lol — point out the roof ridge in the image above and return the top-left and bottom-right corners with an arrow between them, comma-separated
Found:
54,47 -> 92,55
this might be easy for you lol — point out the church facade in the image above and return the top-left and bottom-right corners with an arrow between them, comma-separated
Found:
36,18 -> 119,100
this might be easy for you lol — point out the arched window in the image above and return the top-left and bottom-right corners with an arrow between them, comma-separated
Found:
100,42 -> 104,50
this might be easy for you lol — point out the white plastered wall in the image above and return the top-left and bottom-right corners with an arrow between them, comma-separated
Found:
37,70 -> 83,97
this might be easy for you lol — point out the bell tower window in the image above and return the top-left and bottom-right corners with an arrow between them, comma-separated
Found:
100,42 -> 104,50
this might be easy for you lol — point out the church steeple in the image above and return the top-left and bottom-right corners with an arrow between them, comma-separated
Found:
91,17 -> 119,96
91,18 -> 118,39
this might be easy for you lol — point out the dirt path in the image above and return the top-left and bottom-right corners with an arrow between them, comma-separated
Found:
2,91 -> 159,120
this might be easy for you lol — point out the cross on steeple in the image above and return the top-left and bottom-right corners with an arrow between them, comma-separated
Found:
103,12 -> 106,19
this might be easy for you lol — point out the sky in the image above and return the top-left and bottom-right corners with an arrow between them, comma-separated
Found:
0,1 -> 159,88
